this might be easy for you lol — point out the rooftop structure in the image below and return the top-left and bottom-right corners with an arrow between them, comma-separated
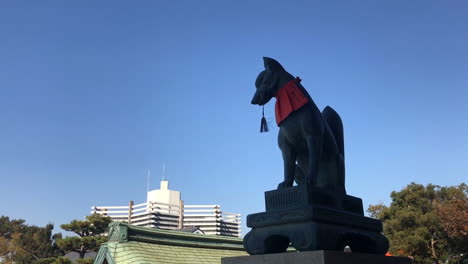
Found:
91,180 -> 241,237
93,222 -> 247,264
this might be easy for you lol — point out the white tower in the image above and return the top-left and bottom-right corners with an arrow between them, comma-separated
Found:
147,180 -> 181,206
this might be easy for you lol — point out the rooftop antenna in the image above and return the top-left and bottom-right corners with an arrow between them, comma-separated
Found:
162,163 -> 166,181
147,169 -> 151,192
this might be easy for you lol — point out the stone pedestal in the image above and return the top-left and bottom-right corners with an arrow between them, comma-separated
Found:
243,186 -> 389,255
222,250 -> 411,264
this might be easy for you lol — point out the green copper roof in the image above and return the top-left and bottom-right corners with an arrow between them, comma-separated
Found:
94,223 -> 248,264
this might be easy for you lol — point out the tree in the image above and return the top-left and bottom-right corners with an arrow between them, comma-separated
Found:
367,183 -> 468,264
56,214 -> 111,260
35,257 -> 73,264
16,224 -> 62,260
434,183 -> 468,257
0,216 -> 61,264
0,216 -> 25,263
367,203 -> 387,219
76,258 -> 94,264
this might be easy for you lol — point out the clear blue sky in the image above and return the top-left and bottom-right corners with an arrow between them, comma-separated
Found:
1,1 -> 467,236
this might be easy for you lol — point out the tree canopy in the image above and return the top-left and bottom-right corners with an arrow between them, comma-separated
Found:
0,214 -> 111,264
57,214 -> 111,260
0,216 -> 61,264
367,182 -> 468,264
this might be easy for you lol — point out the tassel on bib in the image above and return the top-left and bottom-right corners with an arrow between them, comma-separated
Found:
260,106 -> 269,133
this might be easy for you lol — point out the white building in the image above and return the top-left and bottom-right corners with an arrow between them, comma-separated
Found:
91,180 -> 241,237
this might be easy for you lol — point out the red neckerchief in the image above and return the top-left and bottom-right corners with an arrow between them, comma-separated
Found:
275,77 -> 309,125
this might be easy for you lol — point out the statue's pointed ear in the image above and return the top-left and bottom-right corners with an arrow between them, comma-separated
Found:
263,57 -> 285,72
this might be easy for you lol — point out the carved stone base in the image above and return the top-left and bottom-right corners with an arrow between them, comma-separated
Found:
265,186 -> 363,215
243,187 -> 389,255
244,211 -> 388,255
223,250 -> 411,264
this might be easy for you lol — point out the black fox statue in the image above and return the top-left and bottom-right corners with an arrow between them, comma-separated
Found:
251,57 -> 346,194
244,58 -> 389,256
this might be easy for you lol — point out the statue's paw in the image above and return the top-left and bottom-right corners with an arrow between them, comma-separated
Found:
277,181 -> 291,189
303,177 -> 313,186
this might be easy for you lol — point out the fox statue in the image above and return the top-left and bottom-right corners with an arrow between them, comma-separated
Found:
251,57 -> 346,194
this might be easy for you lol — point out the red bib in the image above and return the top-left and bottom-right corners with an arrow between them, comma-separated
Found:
275,77 -> 308,125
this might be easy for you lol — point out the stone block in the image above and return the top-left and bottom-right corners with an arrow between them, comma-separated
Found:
265,186 -> 363,215
222,250 -> 411,264
244,187 -> 388,255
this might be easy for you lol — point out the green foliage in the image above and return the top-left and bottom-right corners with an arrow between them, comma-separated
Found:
367,182 -> 468,264
61,214 -> 111,237
57,214 -> 111,259
76,258 -> 95,264
0,214 -> 110,263
0,216 -> 25,236
16,224 -> 61,259
56,236 -> 106,258
0,216 -> 62,264
434,183 -> 468,257
34,257 -> 68,264
34,256 -> 74,264
367,203 -> 386,219
52,257 -> 74,264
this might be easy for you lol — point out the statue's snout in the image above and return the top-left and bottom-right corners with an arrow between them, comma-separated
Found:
251,91 -> 261,105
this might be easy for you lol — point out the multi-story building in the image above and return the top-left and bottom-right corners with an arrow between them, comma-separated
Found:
91,180 -> 241,237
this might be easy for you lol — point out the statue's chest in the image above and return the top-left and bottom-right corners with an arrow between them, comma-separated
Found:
278,107 -> 324,152
279,124 -> 310,153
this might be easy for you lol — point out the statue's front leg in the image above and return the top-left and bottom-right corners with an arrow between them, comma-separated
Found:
278,136 -> 295,189
278,148 -> 295,189
305,136 -> 323,187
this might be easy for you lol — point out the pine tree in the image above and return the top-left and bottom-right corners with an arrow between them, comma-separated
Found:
56,214 -> 111,260
0,216 -> 61,264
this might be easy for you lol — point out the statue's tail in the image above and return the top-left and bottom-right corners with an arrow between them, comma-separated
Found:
322,106 -> 344,159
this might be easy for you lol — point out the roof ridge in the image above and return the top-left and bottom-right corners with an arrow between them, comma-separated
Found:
107,222 -> 245,251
